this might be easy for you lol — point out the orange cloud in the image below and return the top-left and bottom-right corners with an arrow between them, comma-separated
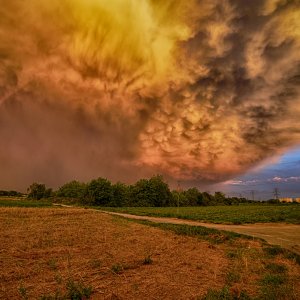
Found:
0,0 -> 299,189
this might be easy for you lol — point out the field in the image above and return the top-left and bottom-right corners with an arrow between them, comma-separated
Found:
1,207 -> 300,299
0,197 -> 52,208
101,205 -> 300,224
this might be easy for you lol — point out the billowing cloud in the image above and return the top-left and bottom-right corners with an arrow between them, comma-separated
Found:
0,0 -> 300,189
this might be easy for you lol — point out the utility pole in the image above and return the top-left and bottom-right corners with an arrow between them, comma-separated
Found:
273,188 -> 280,200
251,190 -> 255,201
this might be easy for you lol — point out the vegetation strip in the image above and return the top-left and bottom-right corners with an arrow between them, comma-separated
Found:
101,205 -> 300,224
0,198 -> 52,208
118,216 -> 256,243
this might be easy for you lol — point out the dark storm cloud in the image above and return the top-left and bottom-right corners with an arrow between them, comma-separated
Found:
0,0 -> 299,189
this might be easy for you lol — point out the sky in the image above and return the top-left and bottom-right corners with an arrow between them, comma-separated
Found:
212,147 -> 300,199
0,0 -> 299,194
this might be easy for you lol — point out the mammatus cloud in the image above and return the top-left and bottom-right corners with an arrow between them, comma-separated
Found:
0,0 -> 300,189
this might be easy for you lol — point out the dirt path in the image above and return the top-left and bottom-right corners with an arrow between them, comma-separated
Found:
53,204 -> 300,254
99,211 -> 300,255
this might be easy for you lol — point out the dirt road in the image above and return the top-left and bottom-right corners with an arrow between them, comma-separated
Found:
100,210 -> 300,255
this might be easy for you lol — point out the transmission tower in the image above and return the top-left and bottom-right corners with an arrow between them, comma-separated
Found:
273,188 -> 280,200
251,190 -> 255,201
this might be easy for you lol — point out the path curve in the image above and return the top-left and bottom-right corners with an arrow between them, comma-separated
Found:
100,210 -> 300,255
53,205 -> 300,255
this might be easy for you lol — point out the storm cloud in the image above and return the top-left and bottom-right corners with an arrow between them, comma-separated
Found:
0,0 -> 299,189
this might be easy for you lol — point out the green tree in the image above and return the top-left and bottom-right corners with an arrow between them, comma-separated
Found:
201,192 -> 214,206
184,188 -> 201,206
85,178 -> 112,206
130,179 -> 152,207
130,175 -> 172,207
57,181 -> 86,199
111,182 -> 128,207
171,190 -> 189,206
27,183 -> 52,200
148,175 -> 172,206
214,192 -> 226,204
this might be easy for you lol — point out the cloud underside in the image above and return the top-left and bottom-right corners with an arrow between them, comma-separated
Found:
0,0 -> 300,188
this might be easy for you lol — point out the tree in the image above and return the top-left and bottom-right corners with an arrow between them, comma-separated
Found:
171,190 -> 189,206
27,183 -> 52,200
57,181 -> 86,199
111,182 -> 129,207
201,192 -> 214,206
0,190 -> 22,197
148,175 -> 172,206
184,188 -> 201,206
130,175 -> 172,207
214,192 -> 226,204
130,179 -> 152,207
85,178 -> 112,206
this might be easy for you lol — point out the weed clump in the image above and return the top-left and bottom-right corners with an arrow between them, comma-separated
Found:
66,279 -> 93,299
265,263 -> 287,274
143,255 -> 153,265
18,284 -> 28,300
263,246 -> 284,256
261,273 -> 286,286
111,264 -> 123,274
226,271 -> 241,284
40,279 -> 92,300
259,273 -> 293,300
202,286 -> 251,300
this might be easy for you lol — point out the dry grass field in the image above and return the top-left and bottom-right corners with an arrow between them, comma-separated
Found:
0,207 -> 299,299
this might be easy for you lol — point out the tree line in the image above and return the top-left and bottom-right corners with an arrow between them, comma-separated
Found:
0,190 -> 23,197
26,175 -> 255,207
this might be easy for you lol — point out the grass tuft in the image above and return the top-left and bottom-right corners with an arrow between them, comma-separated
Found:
66,279 -> 93,299
18,284 -> 28,300
111,264 -> 123,274
143,255 -> 153,265
263,246 -> 285,256
265,263 -> 287,274
261,273 -> 286,286
201,286 -> 251,300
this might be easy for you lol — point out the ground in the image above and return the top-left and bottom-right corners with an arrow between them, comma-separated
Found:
102,210 -> 300,255
0,207 -> 299,299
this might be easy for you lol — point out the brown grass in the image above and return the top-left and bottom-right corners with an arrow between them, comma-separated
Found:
0,208 -> 228,299
0,207 -> 299,299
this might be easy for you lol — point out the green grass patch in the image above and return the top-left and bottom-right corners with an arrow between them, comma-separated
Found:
0,198 -> 52,208
263,245 -> 285,256
261,273 -> 286,286
258,273 -> 294,300
128,219 -> 254,244
265,263 -> 287,274
100,205 -> 300,224
201,286 -> 251,300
